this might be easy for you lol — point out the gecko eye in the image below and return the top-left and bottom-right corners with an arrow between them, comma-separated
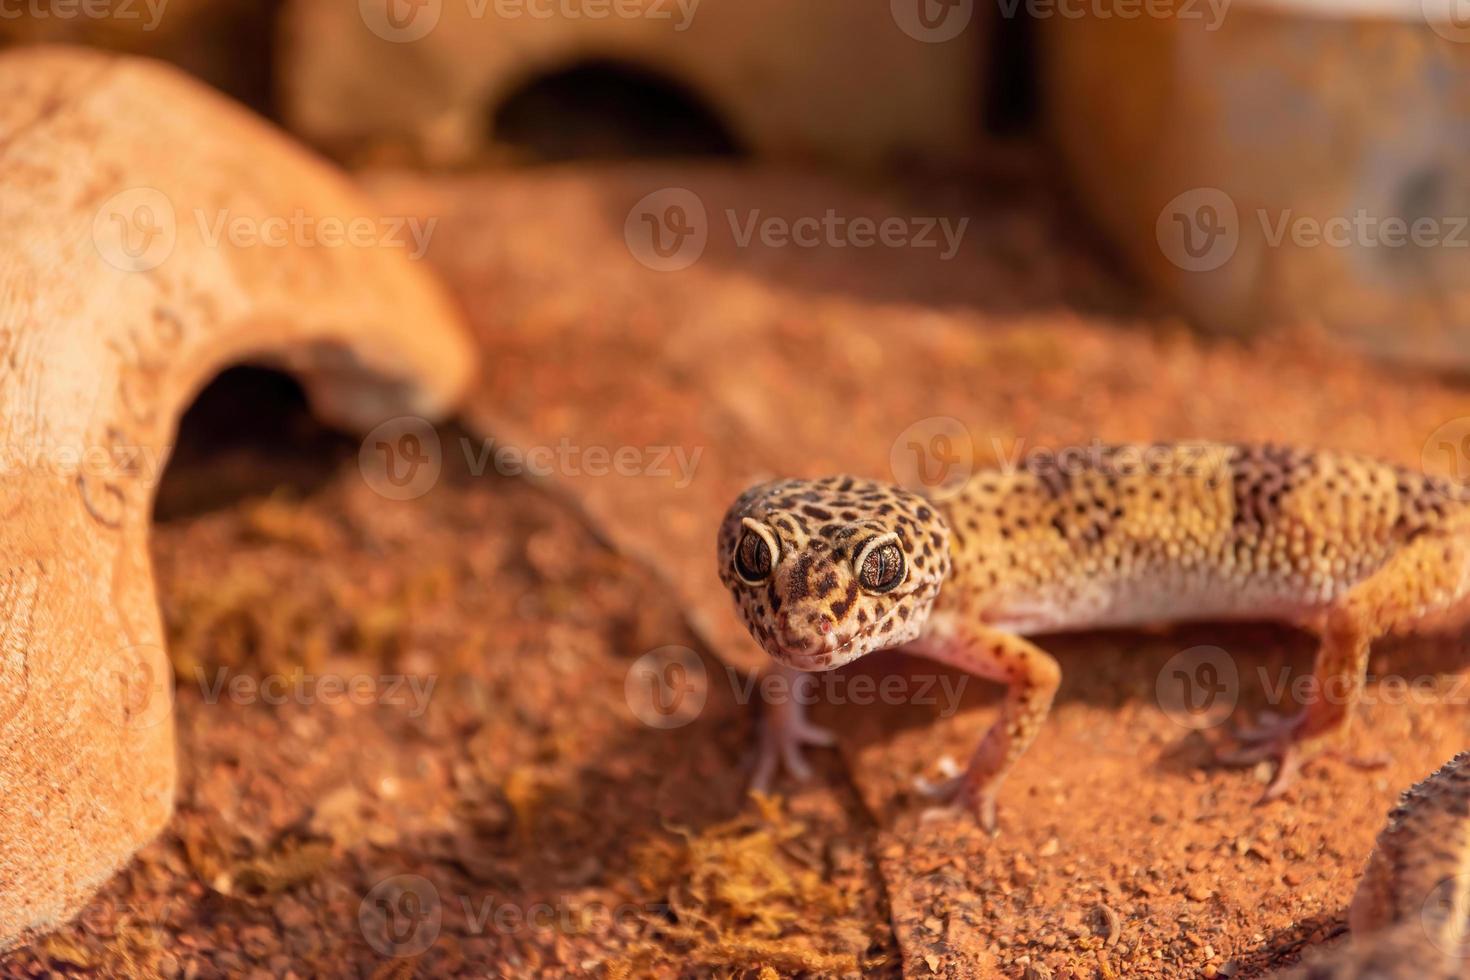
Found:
734,521 -> 778,584
855,535 -> 905,593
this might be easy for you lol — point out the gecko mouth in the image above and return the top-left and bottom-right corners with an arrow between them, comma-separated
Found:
768,614 -> 893,672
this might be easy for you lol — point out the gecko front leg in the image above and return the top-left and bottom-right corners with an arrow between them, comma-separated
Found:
904,620 -> 1061,831
750,662 -> 837,793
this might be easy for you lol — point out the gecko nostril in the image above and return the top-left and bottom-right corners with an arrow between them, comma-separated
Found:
819,620 -> 834,635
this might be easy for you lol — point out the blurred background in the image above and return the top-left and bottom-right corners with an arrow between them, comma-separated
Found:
4,3 -> 1470,978
6,0 -> 1468,364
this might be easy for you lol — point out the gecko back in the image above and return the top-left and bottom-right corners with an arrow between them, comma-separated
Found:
938,442 -> 1469,634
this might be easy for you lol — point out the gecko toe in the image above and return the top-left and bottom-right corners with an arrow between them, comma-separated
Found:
749,741 -> 778,795
1256,744 -> 1303,803
913,770 -> 1001,832
780,738 -> 815,782
1344,750 -> 1392,771
1213,737 -> 1276,767
794,719 -> 837,747
748,698 -> 834,793
975,791 -> 999,834
1230,709 -> 1304,745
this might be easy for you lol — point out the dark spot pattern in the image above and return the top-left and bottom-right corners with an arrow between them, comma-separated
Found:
716,475 -> 951,668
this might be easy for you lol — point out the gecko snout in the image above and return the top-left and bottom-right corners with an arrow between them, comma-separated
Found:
771,600 -> 846,659
775,608 -> 836,627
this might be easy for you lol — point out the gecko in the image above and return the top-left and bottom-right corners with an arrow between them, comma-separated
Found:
715,442 -> 1470,828
1276,750 -> 1470,978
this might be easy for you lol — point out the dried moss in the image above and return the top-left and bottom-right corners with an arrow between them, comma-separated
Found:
241,496 -> 335,554
227,841 -> 335,896
614,794 -> 875,978
160,495 -> 458,677
183,826 -> 335,899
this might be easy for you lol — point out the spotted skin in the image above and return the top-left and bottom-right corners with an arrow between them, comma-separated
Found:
717,443 -> 1470,825
1275,752 -> 1470,978
716,476 -> 951,672
1348,751 -> 1470,950
1275,920 -> 1464,979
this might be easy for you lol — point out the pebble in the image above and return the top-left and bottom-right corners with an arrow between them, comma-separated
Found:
1013,853 -> 1038,884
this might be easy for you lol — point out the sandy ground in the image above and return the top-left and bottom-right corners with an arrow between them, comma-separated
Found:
4,160 -> 1470,978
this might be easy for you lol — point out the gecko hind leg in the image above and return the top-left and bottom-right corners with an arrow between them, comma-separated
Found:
1219,528 -> 1470,801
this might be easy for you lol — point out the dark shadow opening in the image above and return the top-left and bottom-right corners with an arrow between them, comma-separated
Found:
0,1 -> 287,120
983,10 -> 1040,135
153,366 -> 356,521
490,59 -> 745,163
143,0 -> 291,120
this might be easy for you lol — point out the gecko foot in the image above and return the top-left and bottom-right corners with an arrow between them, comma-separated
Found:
1214,710 -> 1305,798
915,760 -> 1001,833
749,691 -> 836,794
1214,710 -> 1360,802
1215,735 -> 1304,801
1218,734 -> 1381,802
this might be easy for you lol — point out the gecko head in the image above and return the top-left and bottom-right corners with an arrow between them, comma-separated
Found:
716,476 -> 951,671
